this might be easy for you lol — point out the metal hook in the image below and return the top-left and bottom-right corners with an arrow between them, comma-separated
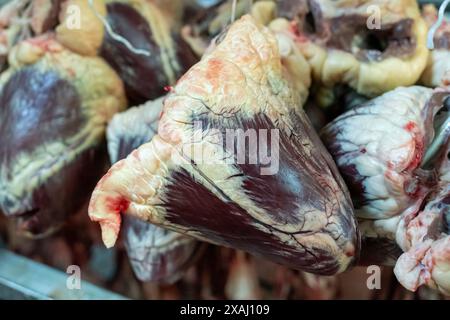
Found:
230,0 -> 237,23
427,0 -> 450,50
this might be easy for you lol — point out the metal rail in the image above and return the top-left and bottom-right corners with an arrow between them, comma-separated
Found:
0,249 -> 126,300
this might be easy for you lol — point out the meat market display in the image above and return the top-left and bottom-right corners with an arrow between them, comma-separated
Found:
0,0 -> 449,301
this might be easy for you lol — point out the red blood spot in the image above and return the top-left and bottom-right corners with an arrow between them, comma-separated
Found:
405,127 -> 424,171
345,246 -> 355,257
404,121 -> 416,132
106,197 -> 129,214
289,21 -> 308,43
28,35 -> 59,52
407,148 -> 423,171
164,86 -> 173,92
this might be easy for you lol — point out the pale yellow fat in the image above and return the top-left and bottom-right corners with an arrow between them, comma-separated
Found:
301,17 -> 429,101
56,0 -> 106,56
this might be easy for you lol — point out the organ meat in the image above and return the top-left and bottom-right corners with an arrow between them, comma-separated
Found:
284,0 -> 429,106
395,138 -> 450,295
89,16 -> 359,275
0,35 -> 126,236
107,98 -> 201,283
57,0 -> 198,105
322,85 -> 450,294
322,86 -> 447,220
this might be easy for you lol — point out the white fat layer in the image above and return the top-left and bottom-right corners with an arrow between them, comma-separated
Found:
394,179 -> 450,295
328,86 -> 434,219
359,215 -> 401,240
395,237 -> 450,295
107,97 -> 164,163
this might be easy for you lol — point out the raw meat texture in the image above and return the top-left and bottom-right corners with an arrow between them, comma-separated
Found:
100,0 -> 198,105
0,36 -> 127,237
107,97 -> 164,164
394,138 -> 450,295
123,216 -> 201,284
89,15 -> 359,275
421,4 -> 450,87
322,85 -> 450,294
284,0 -> 429,106
107,98 -> 201,283
322,86 -> 447,220
0,0 -> 62,71
57,0 -> 198,105
189,15 -> 313,105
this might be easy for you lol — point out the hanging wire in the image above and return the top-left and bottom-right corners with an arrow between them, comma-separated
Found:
87,0 -> 151,57
230,0 -> 237,23
421,116 -> 450,166
427,0 -> 450,49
